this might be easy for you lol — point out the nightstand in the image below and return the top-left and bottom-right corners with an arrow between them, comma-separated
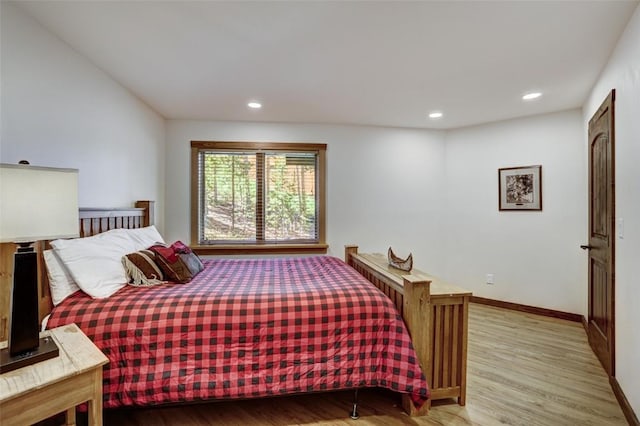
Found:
0,323 -> 108,426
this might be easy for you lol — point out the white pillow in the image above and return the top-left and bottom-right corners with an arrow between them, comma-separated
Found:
50,229 -> 138,298
43,249 -> 81,305
123,225 -> 165,250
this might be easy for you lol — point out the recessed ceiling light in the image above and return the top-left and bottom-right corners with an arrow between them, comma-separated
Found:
428,111 -> 443,119
247,102 -> 262,109
522,92 -> 542,101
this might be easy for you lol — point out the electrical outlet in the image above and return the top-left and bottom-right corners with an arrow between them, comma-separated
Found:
486,274 -> 494,285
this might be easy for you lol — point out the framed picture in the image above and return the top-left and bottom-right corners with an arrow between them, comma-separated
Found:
498,165 -> 542,211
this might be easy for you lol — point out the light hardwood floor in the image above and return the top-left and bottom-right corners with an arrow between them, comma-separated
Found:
102,304 -> 627,425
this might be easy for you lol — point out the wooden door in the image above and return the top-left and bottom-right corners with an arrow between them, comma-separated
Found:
585,89 -> 615,376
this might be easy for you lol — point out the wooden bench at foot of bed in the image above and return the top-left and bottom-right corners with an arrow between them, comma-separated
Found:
345,245 -> 471,414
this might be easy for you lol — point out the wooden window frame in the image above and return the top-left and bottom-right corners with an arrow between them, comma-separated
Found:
190,141 -> 327,255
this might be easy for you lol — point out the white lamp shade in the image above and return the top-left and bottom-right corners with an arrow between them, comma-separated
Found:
0,164 -> 79,243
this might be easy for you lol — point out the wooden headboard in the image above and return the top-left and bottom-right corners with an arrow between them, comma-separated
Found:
0,200 -> 155,341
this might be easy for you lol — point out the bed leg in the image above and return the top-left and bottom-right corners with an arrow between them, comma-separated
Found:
350,388 -> 360,420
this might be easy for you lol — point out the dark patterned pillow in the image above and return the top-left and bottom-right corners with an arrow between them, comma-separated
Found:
122,249 -> 165,287
149,241 -> 204,284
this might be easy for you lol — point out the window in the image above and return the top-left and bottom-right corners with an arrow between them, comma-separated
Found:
190,141 -> 327,254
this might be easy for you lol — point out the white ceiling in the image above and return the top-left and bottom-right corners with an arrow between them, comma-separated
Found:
14,1 -> 639,130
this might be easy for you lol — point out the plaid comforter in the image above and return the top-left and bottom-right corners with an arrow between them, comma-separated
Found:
47,256 -> 429,409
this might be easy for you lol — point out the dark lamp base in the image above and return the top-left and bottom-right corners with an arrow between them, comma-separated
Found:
0,336 -> 59,374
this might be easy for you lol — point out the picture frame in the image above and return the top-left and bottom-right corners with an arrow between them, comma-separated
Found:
498,165 -> 542,211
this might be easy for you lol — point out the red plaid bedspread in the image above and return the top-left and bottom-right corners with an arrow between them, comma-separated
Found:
47,256 -> 428,409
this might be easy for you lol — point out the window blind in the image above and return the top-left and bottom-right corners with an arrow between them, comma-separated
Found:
197,150 -> 318,244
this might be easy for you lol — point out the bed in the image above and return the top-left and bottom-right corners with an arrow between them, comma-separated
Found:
33,201 -> 430,416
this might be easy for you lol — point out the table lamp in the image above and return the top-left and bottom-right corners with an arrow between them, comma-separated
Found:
0,162 -> 79,373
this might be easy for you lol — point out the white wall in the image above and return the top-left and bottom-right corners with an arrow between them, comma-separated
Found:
167,111 -> 587,316
165,120 -> 448,274
0,3 -> 166,230
584,4 -> 640,415
444,110 -> 586,315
